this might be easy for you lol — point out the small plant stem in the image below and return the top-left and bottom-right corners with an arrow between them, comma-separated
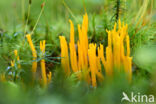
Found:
21,0 -> 25,27
82,0 -> 86,13
24,4 -> 31,35
62,0 -> 77,22
30,6 -> 45,35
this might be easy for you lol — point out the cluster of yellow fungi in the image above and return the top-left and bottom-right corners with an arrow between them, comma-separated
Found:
59,13 -> 132,87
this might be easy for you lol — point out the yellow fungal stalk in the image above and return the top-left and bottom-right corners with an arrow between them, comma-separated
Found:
69,20 -> 78,73
14,50 -> 21,69
88,44 -> 97,87
11,60 -> 15,67
40,40 -> 47,87
78,13 -> 89,70
59,36 -> 70,75
26,34 -> 37,75
98,44 -> 106,70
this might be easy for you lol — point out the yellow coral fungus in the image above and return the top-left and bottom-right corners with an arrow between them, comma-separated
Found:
59,36 -> 70,75
77,13 -> 89,71
88,44 -> 97,87
69,20 -> 78,73
11,60 -> 15,67
14,50 -> 21,69
40,40 -> 47,87
26,34 -> 37,75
